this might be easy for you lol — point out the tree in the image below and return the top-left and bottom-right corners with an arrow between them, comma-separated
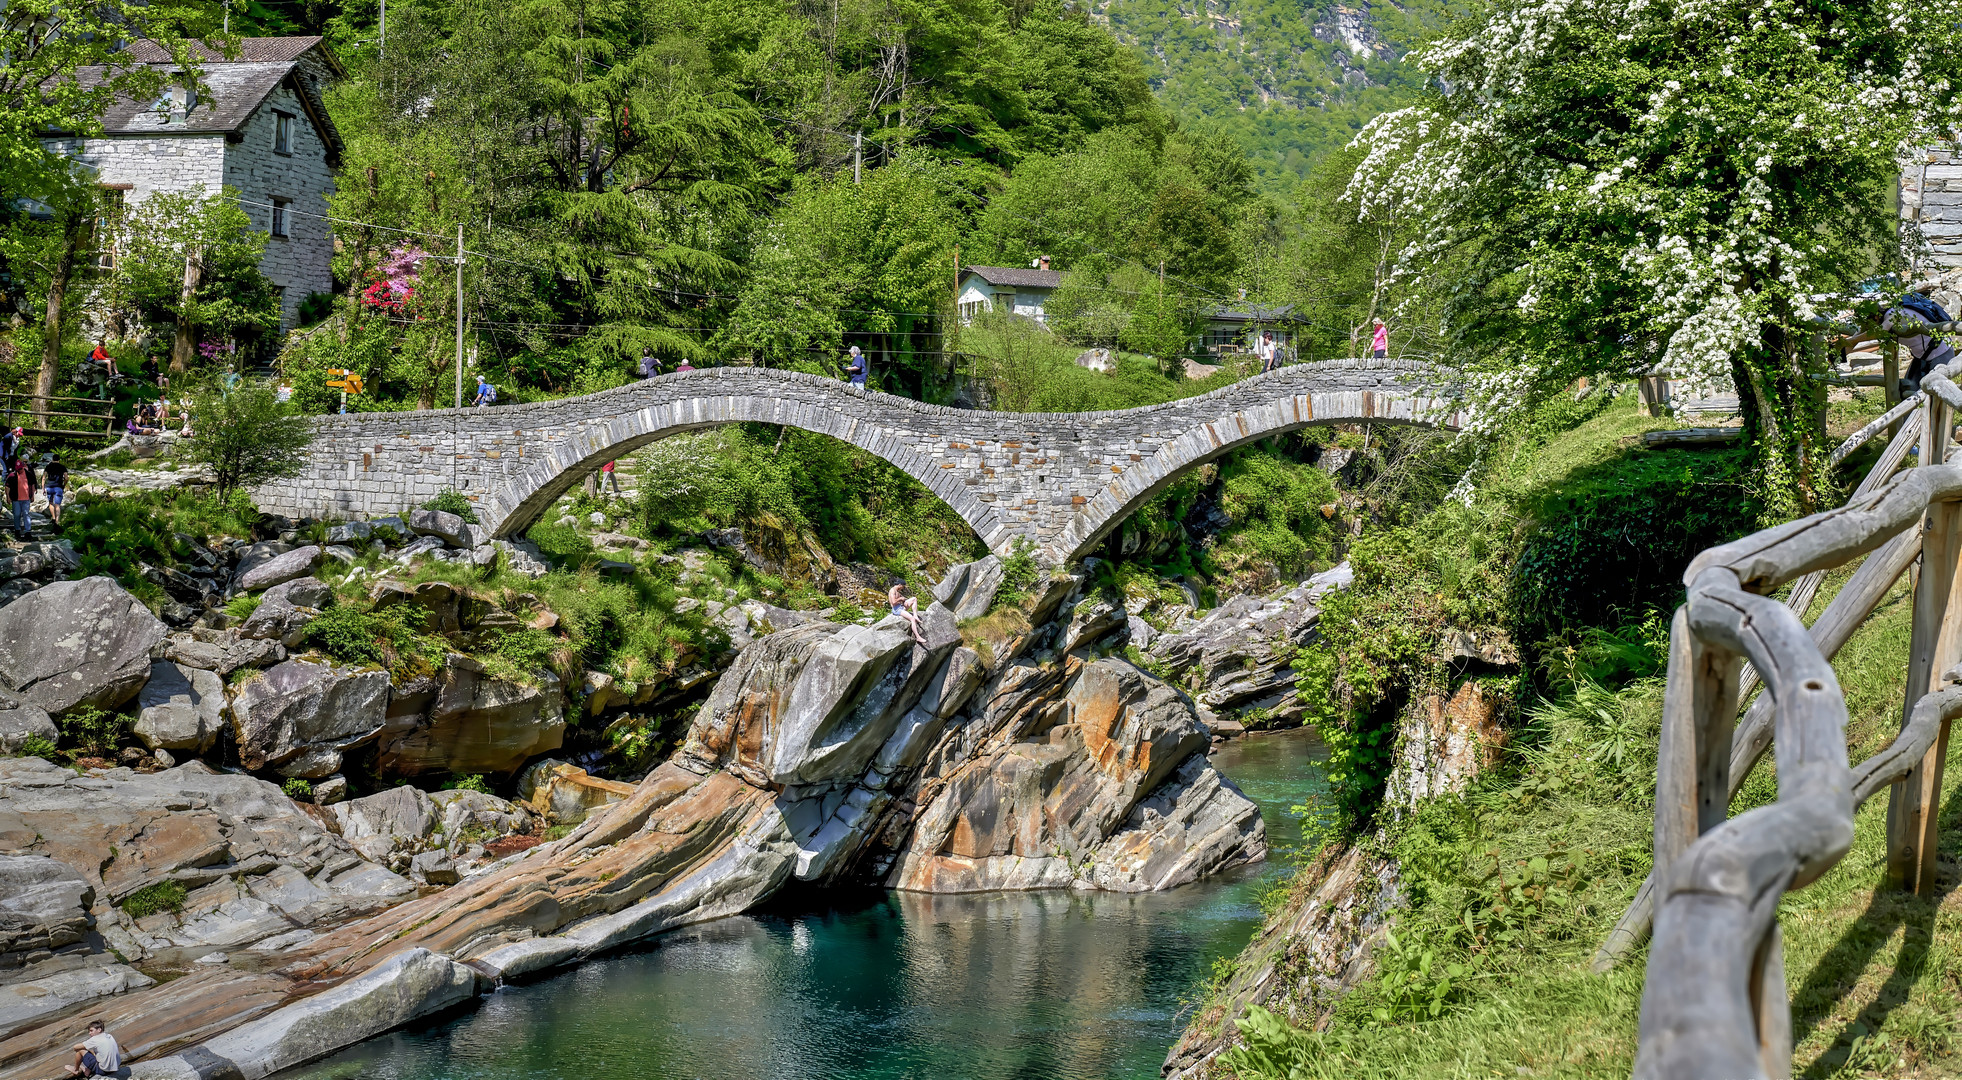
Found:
1345,0 -> 1962,514
186,381 -> 313,501
108,186 -> 282,372
1,0 -> 213,197
0,166 -> 104,426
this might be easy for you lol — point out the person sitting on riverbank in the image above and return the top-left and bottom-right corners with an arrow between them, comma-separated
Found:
888,584 -> 926,645
64,1020 -> 121,1077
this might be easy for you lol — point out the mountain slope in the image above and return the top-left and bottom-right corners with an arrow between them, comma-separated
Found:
1095,0 -> 1456,190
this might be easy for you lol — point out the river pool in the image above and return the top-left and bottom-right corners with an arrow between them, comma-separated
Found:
284,729 -> 1326,1080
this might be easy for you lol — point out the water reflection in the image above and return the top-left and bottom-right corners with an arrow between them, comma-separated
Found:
283,729 -> 1326,1080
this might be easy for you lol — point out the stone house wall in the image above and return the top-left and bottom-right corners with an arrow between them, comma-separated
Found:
223,83 -> 337,330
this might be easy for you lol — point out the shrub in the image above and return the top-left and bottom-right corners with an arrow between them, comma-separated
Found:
15,734 -> 58,760
225,594 -> 263,621
992,538 -> 1040,609
185,379 -> 314,501
59,705 -> 129,758
443,773 -> 491,793
304,604 -> 445,678
121,880 -> 188,919
490,628 -> 557,671
422,489 -> 479,524
282,777 -> 314,801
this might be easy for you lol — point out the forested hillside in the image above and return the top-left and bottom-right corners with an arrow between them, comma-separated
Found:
1097,0 -> 1453,189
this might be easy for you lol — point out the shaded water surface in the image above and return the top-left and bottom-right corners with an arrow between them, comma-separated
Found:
285,729 -> 1326,1080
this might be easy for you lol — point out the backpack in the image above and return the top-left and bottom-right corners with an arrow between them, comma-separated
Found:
478,383 -> 497,404
1899,292 -> 1952,327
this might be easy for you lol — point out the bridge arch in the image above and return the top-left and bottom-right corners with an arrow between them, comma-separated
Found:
254,361 -> 1460,564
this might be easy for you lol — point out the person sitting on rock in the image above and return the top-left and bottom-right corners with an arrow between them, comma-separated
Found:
65,1020 -> 121,1078
889,583 -> 927,645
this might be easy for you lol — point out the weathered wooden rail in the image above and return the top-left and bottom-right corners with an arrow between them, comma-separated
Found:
1615,358 -> 1962,1079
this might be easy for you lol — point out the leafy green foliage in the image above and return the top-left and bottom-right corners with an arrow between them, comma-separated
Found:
282,778 -> 314,801
442,773 -> 491,794
185,381 -> 315,501
58,705 -> 129,758
304,604 -> 446,679
993,538 -> 1041,610
106,185 -> 283,353
1371,929 -> 1468,1023
224,594 -> 264,621
120,880 -> 188,920
421,489 -> 478,523
15,734 -> 57,761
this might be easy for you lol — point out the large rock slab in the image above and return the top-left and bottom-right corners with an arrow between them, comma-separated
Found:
932,556 -> 1005,620
0,855 -> 94,958
0,577 -> 166,714
329,785 -> 438,863
1148,562 -> 1351,720
237,545 -> 321,592
886,656 -> 1250,893
231,661 -> 390,778
239,577 -> 332,646
680,608 -> 959,788
133,662 -> 226,754
0,960 -> 153,1042
407,509 -> 471,547
376,655 -> 564,776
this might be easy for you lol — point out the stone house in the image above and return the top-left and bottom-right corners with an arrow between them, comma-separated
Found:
956,259 -> 1063,324
40,37 -> 344,332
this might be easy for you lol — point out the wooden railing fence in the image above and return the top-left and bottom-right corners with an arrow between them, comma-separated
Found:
1603,353 -> 1962,1079
0,392 -> 117,440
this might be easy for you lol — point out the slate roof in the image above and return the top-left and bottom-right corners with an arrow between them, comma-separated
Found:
1208,302 -> 1302,323
125,37 -> 329,65
54,38 -> 343,162
963,265 -> 1064,289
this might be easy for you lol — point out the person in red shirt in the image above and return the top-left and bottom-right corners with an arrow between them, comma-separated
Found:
601,460 -> 621,495
10,454 -> 36,538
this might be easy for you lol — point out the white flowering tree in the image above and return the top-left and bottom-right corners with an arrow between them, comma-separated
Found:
1347,0 -> 1962,514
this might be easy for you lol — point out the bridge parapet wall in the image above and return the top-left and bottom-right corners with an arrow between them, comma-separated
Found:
254,359 -> 1457,562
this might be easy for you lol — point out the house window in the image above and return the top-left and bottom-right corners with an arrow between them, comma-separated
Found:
271,199 -> 290,237
153,79 -> 197,120
274,112 -> 294,154
958,300 -> 985,323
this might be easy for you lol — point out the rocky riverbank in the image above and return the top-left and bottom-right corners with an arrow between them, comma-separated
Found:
0,546 -> 1270,1080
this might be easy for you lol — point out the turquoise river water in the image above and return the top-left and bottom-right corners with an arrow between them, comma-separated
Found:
285,728 -> 1327,1080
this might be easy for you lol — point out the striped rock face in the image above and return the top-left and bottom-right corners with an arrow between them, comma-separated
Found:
255,360 -> 1460,564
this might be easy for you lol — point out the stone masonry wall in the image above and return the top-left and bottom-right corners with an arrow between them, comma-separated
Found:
43,133 -> 228,206
224,83 -> 337,330
253,360 -> 1459,562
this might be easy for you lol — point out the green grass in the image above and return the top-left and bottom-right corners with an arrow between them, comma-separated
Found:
120,880 -> 188,920
1222,521 -> 1962,1079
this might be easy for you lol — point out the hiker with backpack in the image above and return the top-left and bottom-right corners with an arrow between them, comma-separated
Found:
472,375 -> 497,407
1842,291 -> 1955,391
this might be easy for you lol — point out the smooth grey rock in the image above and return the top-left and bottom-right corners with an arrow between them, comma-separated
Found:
232,540 -> 294,579
0,962 -> 154,1038
238,546 -> 321,591
240,576 -> 331,647
0,576 -> 167,714
393,535 -> 445,563
377,655 -> 564,776
325,521 -> 373,544
130,947 -> 478,1080
0,855 -> 94,956
873,705 -> 947,774
0,699 -> 56,755
1083,753 -> 1267,891
230,660 -> 390,777
313,774 -> 349,805
1127,615 -> 1156,650
1063,595 -> 1126,653
323,544 -> 358,564
407,509 -> 470,547
428,789 -> 532,841
1147,562 -> 1351,721
330,785 -> 438,863
134,661 -> 226,753
933,556 -> 1005,620
162,629 -> 284,677
409,849 -> 458,885
492,539 -> 549,578
367,514 -> 409,536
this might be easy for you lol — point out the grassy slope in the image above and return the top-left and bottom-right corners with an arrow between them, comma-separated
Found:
1223,392 -> 1962,1079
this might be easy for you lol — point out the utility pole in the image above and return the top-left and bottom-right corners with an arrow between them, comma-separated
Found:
454,223 -> 465,409
853,132 -> 862,185
379,0 -> 386,58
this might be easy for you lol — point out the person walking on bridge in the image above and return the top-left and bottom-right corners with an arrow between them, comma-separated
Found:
844,345 -> 867,389
1370,317 -> 1389,359
638,348 -> 661,379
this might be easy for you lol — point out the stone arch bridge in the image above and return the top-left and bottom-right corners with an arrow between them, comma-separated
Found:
254,359 -> 1460,564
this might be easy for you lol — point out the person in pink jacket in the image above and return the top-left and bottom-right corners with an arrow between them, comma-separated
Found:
1370,317 -> 1389,358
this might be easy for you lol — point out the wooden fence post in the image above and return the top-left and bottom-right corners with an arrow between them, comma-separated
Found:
1655,605 -> 1743,875
1887,392 -> 1959,894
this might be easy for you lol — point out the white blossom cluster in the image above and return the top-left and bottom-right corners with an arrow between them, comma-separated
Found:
1344,0 -> 1962,437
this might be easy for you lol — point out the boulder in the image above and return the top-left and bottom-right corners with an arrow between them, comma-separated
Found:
681,608 -> 959,788
1126,615 -> 1156,650
0,576 -> 166,714
162,629 -> 284,677
313,774 -> 349,805
133,661 -> 226,754
325,521 -> 373,545
238,545 -> 322,591
428,789 -> 533,841
515,758 -> 571,804
409,849 -> 459,885
1063,594 -> 1126,653
933,556 -> 1005,620
230,660 -> 390,777
239,578 -> 331,647
394,535 -> 445,563
1074,347 -> 1116,373
330,785 -> 438,862
377,655 -> 564,776
0,855 -> 95,958
0,699 -> 56,755
490,541 -> 551,578
1148,562 -> 1351,721
887,656 -> 1243,893
407,508 -> 470,547
522,764 -> 634,824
